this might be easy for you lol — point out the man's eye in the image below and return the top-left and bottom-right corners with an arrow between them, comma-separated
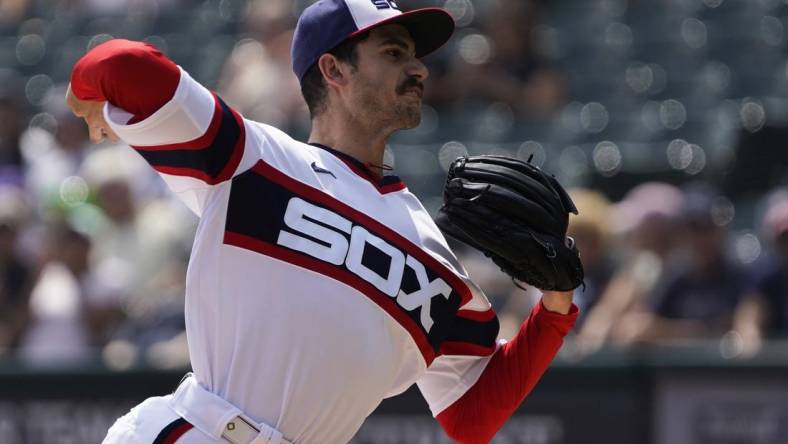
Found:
387,49 -> 401,58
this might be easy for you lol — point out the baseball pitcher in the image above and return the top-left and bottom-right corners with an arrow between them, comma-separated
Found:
65,1 -> 583,443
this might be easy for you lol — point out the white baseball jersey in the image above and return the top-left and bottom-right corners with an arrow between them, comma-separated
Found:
104,67 -> 500,443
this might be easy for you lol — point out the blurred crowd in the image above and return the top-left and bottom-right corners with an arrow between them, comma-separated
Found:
0,0 -> 787,370
484,182 -> 788,360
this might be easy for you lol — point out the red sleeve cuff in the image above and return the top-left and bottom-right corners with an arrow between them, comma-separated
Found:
532,301 -> 579,336
70,39 -> 180,120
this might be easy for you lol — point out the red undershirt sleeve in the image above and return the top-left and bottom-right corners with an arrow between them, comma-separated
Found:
436,301 -> 578,444
68,38 -> 248,216
70,38 -> 181,122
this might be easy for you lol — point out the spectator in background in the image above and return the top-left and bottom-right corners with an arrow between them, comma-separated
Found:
427,0 -> 566,117
0,97 -> 25,175
577,182 -> 684,353
0,0 -> 28,25
79,145 -> 194,367
23,87 -> 91,213
41,0 -> 179,16
0,186 -> 35,355
615,184 -> 748,346
734,191 -> 788,357
217,0 -> 308,134
19,225 -> 97,366
79,145 -> 156,301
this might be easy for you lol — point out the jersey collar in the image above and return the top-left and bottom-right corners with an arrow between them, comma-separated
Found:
309,143 -> 406,194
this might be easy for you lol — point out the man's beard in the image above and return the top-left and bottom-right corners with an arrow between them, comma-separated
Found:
393,100 -> 422,129
394,76 -> 424,129
355,77 -> 423,130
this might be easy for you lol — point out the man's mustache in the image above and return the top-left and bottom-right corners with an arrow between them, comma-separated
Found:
396,78 -> 424,96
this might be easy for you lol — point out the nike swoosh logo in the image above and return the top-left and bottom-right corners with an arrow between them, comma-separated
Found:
311,161 -> 336,179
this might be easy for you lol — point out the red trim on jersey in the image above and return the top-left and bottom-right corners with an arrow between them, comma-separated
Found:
438,340 -> 495,357
214,108 -> 246,182
456,308 -> 496,322
153,418 -> 193,444
436,302 -> 578,444
335,156 -> 406,195
161,422 -> 193,444
132,94 -> 223,152
250,159 -> 473,307
224,231 -> 437,364
378,181 -> 408,194
309,144 -> 407,195
152,166 -> 215,182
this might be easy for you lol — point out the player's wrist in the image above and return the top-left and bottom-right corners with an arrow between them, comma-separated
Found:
541,290 -> 573,315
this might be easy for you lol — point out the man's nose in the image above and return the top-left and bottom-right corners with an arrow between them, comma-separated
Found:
407,58 -> 429,82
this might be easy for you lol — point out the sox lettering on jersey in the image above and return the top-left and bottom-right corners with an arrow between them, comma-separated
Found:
224,160 -> 498,363
277,197 -> 451,332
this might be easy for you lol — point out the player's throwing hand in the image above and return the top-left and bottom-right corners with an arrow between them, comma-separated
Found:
65,83 -> 119,143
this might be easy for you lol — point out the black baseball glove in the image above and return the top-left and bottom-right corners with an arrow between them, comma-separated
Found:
434,155 -> 584,291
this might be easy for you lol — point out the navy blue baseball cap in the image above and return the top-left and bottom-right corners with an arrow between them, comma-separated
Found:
291,0 -> 455,82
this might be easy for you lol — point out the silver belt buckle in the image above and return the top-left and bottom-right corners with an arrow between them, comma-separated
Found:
222,416 -> 260,444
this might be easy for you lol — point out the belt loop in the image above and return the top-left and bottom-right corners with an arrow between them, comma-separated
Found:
174,372 -> 193,393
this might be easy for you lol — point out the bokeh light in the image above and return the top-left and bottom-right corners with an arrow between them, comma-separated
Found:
59,176 -> 89,207
458,33 -> 492,65
443,0 -> 475,28
711,196 -> 736,227
24,74 -> 53,106
659,99 -> 687,130
16,34 -> 46,66
580,102 -> 609,134
558,145 -> 590,178
682,18 -> 707,49
592,141 -> 622,176
625,62 -> 654,94
734,232 -> 762,264
605,22 -> 633,53
517,141 -> 547,167
740,100 -> 766,132
761,15 -> 784,46
438,141 -> 468,172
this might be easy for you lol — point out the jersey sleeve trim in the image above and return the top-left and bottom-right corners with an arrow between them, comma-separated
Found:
105,68 -> 246,184
134,97 -> 245,184
438,318 -> 498,356
456,308 -> 496,322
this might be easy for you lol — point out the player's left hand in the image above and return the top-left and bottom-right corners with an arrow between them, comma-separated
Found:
65,83 -> 119,143
434,155 -> 585,291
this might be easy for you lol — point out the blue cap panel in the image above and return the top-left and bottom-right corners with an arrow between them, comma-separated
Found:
291,0 -> 360,81
291,0 -> 455,84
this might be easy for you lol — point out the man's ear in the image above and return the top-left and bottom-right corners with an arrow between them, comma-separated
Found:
318,53 -> 349,89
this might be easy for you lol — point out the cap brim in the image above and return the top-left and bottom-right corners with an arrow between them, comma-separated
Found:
350,7 -> 455,58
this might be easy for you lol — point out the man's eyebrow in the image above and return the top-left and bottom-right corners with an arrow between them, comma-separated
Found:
378,37 -> 414,53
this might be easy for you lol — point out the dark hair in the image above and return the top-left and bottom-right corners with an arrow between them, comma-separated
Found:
300,32 -> 370,118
